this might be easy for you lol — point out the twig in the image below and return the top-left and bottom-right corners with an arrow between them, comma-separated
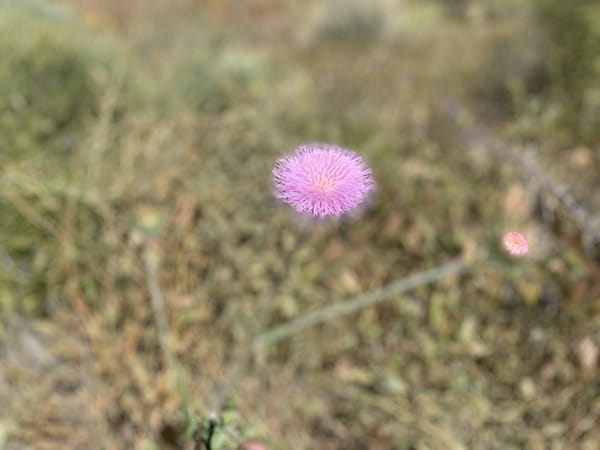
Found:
254,259 -> 471,349
208,300 -> 272,423
1,189 -> 61,239
200,260 -> 470,448
145,241 -> 245,450
144,241 -> 200,446
462,125 -> 599,258
486,137 -> 590,229
144,243 -> 175,371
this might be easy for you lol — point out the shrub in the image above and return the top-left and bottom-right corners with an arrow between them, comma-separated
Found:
534,0 -> 600,103
175,45 -> 273,113
0,1 -> 131,161
307,0 -> 388,46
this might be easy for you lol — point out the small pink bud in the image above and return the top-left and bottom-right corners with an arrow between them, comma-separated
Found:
501,231 -> 529,258
242,443 -> 268,450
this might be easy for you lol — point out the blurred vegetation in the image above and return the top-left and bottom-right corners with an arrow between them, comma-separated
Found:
0,0 -> 599,449
308,0 -> 389,45
0,1 -> 141,162
535,0 -> 600,101
463,0 -> 600,140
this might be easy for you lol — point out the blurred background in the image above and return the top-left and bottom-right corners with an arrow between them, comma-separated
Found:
1,0 -> 599,448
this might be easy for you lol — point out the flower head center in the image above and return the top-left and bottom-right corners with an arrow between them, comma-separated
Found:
313,172 -> 338,193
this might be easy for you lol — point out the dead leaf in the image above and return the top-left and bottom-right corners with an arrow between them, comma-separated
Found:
577,336 -> 598,374
339,270 -> 361,294
334,359 -> 373,385
569,146 -> 592,168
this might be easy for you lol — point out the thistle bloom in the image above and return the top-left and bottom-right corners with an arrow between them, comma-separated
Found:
501,231 -> 529,258
273,143 -> 375,218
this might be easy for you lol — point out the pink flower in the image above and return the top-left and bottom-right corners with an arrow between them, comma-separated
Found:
241,443 -> 268,450
273,143 -> 375,218
501,231 -> 529,258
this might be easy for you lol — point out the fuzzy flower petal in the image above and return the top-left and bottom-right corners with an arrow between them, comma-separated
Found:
501,231 -> 529,258
273,143 -> 375,218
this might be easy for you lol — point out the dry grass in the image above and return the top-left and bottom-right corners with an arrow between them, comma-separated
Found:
1,1 -> 599,449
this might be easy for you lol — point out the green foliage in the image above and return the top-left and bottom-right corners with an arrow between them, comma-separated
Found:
0,195 -> 43,315
457,3 -> 548,118
309,0 -> 388,46
173,39 -> 315,118
459,0 -> 600,127
0,1 -> 148,315
0,3 -> 135,161
2,1 -> 600,449
175,44 -> 272,113
534,0 -> 600,102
